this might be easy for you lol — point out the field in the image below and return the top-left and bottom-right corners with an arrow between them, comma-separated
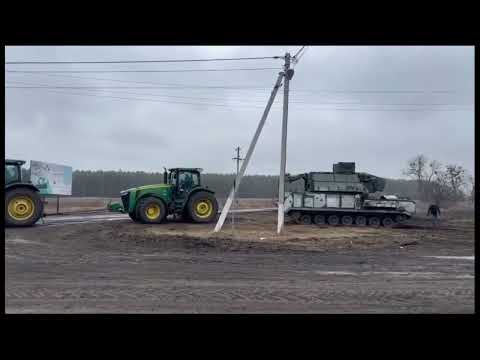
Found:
5,197 -> 475,313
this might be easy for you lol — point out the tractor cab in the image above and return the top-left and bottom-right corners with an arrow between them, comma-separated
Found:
166,168 -> 202,193
5,159 -> 25,185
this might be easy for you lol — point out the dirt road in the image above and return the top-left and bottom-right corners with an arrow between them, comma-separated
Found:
5,208 -> 474,313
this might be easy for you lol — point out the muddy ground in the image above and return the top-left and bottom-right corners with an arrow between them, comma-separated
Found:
5,199 -> 475,313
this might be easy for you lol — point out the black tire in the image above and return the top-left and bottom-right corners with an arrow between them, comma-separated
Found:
128,212 -> 138,222
300,214 -> 312,225
137,197 -> 167,224
5,187 -> 43,227
187,191 -> 218,223
313,214 -> 326,225
327,215 -> 339,226
341,215 -> 353,226
382,217 -> 394,227
355,215 -> 367,226
395,214 -> 407,223
368,216 -> 380,227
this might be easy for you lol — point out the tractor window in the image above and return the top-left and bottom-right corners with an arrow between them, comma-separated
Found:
170,171 -> 177,185
5,165 -> 19,184
179,172 -> 199,191
192,173 -> 199,186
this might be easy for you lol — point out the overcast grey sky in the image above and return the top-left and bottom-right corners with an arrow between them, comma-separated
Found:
5,46 -> 475,179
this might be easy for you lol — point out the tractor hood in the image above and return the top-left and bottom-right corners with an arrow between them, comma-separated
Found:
122,183 -> 172,193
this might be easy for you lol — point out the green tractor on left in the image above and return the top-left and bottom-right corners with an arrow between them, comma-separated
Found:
109,167 -> 218,224
5,159 -> 44,227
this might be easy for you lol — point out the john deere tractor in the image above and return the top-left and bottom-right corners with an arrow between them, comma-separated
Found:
5,159 -> 44,227
111,168 -> 218,224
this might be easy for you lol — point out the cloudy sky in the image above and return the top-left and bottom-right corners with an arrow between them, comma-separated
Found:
5,46 -> 475,179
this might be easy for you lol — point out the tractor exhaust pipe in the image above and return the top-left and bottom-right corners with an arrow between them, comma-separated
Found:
163,167 -> 168,184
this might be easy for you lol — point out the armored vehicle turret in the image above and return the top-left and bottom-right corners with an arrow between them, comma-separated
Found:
284,162 -> 416,227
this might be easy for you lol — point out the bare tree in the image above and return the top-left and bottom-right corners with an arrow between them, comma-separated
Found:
403,156 -> 470,206
444,164 -> 466,200
431,169 -> 450,206
403,154 -> 428,200
424,160 -> 442,201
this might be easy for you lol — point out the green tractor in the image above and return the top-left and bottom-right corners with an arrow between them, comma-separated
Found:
5,159 -> 44,227
111,168 -> 218,224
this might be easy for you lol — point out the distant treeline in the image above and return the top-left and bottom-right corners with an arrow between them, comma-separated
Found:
22,169 -> 419,199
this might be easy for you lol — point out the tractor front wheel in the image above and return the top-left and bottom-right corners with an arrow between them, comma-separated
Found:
5,187 -> 43,227
187,191 -> 218,223
137,197 -> 167,224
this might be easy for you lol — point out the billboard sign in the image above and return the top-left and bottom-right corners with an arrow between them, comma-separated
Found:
30,160 -> 73,196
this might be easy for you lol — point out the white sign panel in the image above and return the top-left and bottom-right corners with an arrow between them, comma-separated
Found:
30,160 -> 73,196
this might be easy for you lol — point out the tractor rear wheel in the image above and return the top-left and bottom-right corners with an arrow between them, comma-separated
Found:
137,197 -> 166,224
5,187 -> 43,227
187,191 -> 218,223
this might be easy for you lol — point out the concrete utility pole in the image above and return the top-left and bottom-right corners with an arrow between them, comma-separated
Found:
233,146 -> 243,175
231,146 -> 244,229
214,71 -> 285,233
277,52 -> 293,234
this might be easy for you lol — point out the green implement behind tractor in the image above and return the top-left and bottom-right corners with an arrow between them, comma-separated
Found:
109,168 -> 218,224
5,159 -> 44,227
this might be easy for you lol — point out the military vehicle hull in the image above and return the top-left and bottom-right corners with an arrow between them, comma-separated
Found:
284,162 -> 416,227
284,191 -> 415,226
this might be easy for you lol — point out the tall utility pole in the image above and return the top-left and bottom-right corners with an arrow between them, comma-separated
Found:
214,71 -> 284,233
231,146 -> 243,229
277,52 -> 293,234
233,146 -> 243,175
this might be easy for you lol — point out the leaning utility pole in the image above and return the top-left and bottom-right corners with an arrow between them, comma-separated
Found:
277,52 -> 294,234
214,71 -> 285,233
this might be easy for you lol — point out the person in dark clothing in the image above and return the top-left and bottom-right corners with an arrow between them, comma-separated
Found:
180,173 -> 194,192
427,204 -> 441,226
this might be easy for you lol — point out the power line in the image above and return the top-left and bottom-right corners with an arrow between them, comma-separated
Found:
292,89 -> 461,94
5,79 -> 282,103
6,72 -> 278,91
6,87 -> 473,111
5,83 -> 472,107
5,56 -> 283,65
5,85 -> 274,90
6,85 -> 465,94
7,71 -> 468,94
5,86 -> 275,109
6,72 -> 467,94
5,68 -> 280,73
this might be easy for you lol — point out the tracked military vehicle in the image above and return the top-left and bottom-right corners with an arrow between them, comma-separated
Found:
284,162 -> 416,227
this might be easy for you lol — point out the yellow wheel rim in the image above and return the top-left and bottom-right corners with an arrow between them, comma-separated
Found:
145,204 -> 161,220
195,199 -> 213,219
8,196 -> 35,221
